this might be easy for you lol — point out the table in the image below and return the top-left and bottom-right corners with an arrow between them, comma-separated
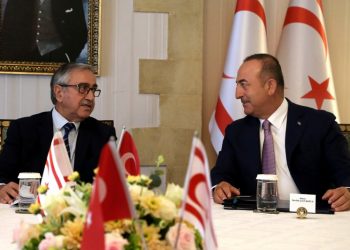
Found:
1,203 -> 350,249
212,203 -> 350,249
0,204 -> 40,250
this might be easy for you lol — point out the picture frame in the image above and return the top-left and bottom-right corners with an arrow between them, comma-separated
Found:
0,0 -> 101,75
0,119 -> 12,153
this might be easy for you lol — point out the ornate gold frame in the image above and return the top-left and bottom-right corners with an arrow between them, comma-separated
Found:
0,0 -> 101,75
0,119 -> 12,152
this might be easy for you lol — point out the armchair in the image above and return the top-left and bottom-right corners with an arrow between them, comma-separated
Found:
0,119 -> 114,153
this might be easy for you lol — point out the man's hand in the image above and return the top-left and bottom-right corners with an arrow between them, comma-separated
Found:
0,182 -> 19,204
322,187 -> 350,212
213,181 -> 240,204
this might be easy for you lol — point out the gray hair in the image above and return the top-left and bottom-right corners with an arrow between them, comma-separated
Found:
50,63 -> 95,104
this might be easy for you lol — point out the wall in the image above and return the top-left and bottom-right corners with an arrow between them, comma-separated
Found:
133,0 -> 203,185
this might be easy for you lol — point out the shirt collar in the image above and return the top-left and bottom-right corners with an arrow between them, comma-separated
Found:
260,98 -> 288,129
52,108 -> 80,130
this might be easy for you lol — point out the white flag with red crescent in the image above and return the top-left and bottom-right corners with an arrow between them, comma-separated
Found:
277,0 -> 339,118
180,136 -> 217,250
209,0 -> 268,154
38,131 -> 73,204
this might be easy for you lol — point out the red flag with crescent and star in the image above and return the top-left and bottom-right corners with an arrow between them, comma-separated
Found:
209,0 -> 268,154
117,129 -> 141,176
179,136 -> 217,250
81,179 -> 105,250
277,0 -> 339,118
98,139 -> 136,221
81,139 -> 135,248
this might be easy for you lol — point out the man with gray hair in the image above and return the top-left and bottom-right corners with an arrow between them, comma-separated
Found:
0,63 -> 116,204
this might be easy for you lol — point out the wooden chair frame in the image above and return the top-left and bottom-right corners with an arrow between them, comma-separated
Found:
339,124 -> 350,151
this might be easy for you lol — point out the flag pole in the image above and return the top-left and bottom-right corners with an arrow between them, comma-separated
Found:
116,125 -> 126,152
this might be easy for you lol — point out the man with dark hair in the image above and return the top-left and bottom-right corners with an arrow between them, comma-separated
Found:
0,63 -> 116,204
0,0 -> 87,62
211,53 -> 350,211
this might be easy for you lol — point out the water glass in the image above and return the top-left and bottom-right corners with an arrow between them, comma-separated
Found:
17,172 -> 41,211
256,174 -> 278,213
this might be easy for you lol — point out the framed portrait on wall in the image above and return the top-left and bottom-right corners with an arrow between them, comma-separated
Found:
0,0 -> 100,75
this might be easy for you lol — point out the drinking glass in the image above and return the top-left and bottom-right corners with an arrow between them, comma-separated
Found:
17,172 -> 41,211
256,174 -> 278,213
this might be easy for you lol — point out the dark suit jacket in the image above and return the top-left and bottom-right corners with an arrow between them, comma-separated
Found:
0,111 -> 116,183
0,0 -> 87,62
211,100 -> 350,198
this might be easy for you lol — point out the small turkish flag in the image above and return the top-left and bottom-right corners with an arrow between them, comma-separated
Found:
81,181 -> 105,250
117,129 -> 141,176
98,139 -> 136,221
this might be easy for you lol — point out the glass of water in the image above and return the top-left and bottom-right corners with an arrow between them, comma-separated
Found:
256,174 -> 278,213
17,172 -> 41,212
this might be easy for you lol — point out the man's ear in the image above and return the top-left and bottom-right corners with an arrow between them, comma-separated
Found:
54,85 -> 64,102
266,78 -> 278,95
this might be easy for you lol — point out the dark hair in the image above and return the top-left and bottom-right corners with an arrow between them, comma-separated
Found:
244,53 -> 284,88
50,63 -> 95,104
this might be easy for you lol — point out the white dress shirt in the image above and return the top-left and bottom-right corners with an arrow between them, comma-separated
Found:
259,99 -> 300,200
52,108 -> 80,168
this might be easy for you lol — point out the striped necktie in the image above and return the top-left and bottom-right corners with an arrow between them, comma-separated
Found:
62,122 -> 75,159
262,120 -> 276,174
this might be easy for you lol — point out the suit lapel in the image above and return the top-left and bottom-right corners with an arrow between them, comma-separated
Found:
285,101 -> 305,165
37,112 -> 54,156
74,120 -> 90,171
244,117 -> 262,174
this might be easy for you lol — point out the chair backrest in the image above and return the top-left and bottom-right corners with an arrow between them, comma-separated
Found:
339,124 -> 350,151
0,119 -> 13,152
100,120 -> 114,127
0,119 -> 114,153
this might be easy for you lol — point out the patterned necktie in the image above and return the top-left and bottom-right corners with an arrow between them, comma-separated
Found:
262,120 -> 276,174
62,122 -> 75,159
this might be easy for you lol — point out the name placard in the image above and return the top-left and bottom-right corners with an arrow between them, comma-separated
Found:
289,193 -> 316,213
